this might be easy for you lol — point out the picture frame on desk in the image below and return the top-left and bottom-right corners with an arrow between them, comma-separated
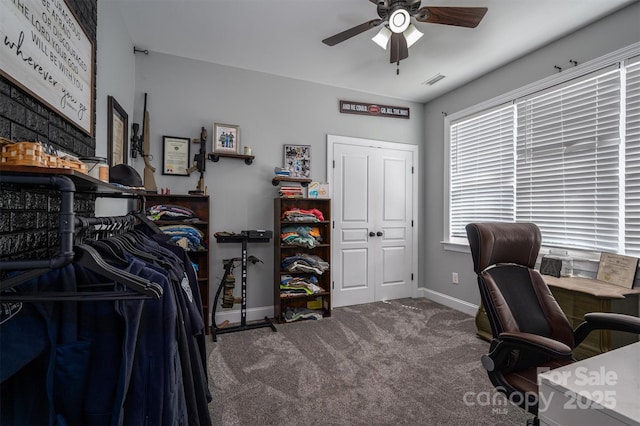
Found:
162,136 -> 190,176
596,252 -> 639,289
213,123 -> 240,154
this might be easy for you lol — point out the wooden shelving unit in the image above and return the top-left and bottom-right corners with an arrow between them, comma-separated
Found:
274,197 -> 331,323
143,194 -> 211,333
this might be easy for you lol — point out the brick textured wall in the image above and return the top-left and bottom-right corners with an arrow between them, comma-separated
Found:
0,0 -> 97,157
1,0 -> 98,263
0,184 -> 95,261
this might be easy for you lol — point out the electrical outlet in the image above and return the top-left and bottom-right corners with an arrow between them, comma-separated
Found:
452,272 -> 459,284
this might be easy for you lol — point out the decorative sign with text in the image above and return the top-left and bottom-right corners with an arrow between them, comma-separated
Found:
340,100 -> 410,119
1,0 -> 94,135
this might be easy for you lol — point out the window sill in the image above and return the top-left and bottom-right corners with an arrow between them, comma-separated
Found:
441,239 -> 471,253
441,239 -> 602,277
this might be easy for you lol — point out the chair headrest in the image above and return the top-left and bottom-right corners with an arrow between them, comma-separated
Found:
465,222 -> 541,273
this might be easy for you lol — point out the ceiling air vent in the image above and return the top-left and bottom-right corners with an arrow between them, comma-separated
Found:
422,74 -> 445,86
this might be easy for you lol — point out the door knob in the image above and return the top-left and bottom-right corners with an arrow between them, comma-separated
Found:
369,231 -> 375,237
376,231 -> 383,237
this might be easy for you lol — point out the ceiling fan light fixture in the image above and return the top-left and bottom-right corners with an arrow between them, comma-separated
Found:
388,8 -> 410,33
372,26 -> 392,49
403,24 -> 423,48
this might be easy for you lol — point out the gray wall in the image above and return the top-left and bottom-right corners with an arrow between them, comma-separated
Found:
95,0 -> 136,216
96,1 -> 135,161
132,52 -> 424,317
421,1 -> 640,313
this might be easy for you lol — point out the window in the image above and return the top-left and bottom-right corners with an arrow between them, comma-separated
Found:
625,59 -> 640,255
516,69 -> 621,252
447,52 -> 640,256
450,105 -> 514,238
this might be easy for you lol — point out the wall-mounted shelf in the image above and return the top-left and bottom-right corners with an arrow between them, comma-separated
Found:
0,165 -> 140,194
271,176 -> 312,187
207,152 -> 254,165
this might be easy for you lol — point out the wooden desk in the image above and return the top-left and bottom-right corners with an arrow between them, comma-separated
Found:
475,276 -> 640,359
538,341 -> 640,426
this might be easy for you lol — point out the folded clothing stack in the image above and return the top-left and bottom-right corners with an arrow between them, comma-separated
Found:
283,307 -> 324,322
147,204 -> 196,221
281,253 -> 329,275
280,225 -> 321,248
158,225 -> 205,252
280,274 -> 323,296
281,208 -> 324,222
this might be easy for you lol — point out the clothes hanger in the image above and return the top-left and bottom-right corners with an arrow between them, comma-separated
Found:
86,239 -> 129,266
132,212 -> 163,236
0,245 -> 163,302
111,233 -> 157,263
72,244 -> 162,298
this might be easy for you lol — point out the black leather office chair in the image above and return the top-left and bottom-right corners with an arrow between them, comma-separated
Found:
465,222 -> 640,426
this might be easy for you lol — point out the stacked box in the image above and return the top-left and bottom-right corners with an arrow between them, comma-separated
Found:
1,142 -> 45,167
0,141 -> 87,173
60,158 -> 88,173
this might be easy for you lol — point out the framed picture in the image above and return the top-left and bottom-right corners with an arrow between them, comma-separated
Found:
107,96 -> 128,167
213,123 -> 240,154
284,144 -> 311,178
162,136 -> 191,176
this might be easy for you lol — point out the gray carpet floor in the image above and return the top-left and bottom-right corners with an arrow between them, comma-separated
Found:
207,297 -> 533,425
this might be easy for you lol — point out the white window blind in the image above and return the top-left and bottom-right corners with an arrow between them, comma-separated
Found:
449,104 -> 515,238
515,69 -> 621,252
625,57 -> 640,255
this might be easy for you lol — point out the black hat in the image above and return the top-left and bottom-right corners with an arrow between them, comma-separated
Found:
109,164 -> 142,187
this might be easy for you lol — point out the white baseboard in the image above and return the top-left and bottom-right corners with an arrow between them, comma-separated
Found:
417,288 -> 479,317
213,305 -> 274,325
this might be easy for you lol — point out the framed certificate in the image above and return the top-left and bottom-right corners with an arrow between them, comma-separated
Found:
162,136 -> 190,176
596,252 -> 639,289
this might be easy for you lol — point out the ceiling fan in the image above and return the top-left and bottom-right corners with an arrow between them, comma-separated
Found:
322,1 -> 488,65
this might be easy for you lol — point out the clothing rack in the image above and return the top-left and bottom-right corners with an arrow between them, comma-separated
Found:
0,173 -> 154,295
74,214 -> 139,243
1,169 -> 213,426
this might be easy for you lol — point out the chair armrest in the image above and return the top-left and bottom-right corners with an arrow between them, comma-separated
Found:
499,331 -> 573,356
481,331 -> 572,372
574,312 -> 640,347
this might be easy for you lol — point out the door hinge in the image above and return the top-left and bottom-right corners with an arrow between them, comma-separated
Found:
333,160 -> 335,168
332,281 -> 334,290
411,220 -> 414,227
411,273 -> 414,281
411,166 -> 414,174
333,220 -> 335,229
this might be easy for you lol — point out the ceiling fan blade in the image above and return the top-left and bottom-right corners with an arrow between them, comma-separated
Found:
414,7 -> 488,28
322,19 -> 383,46
389,32 -> 408,63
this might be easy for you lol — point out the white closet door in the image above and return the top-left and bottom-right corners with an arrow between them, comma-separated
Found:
331,137 -> 415,308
